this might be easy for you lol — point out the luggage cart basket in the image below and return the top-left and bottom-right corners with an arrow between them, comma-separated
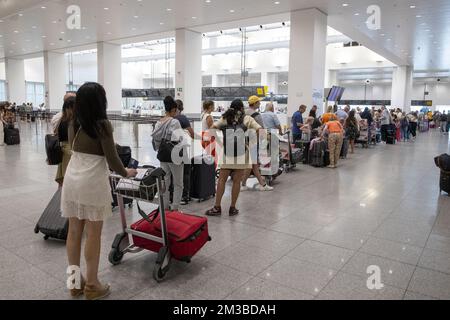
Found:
108,167 -> 172,282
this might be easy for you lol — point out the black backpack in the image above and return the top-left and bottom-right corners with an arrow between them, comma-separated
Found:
221,117 -> 248,158
45,134 -> 63,165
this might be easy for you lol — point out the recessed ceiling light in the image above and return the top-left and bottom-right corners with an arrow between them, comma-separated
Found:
134,15 -> 139,18
410,5 -> 416,9
342,3 -> 349,7
274,1 -> 280,4
354,13 -> 360,16
67,40 -> 72,42
132,27 -> 137,30
104,7 -> 109,10
380,33 -> 385,36
192,16 -> 197,19
416,15 -> 422,18
18,13 -> 23,17
42,35 -> 47,38
167,8 -> 172,11
230,9 -> 235,13
387,38 -> 392,41
14,30 -> 19,33
61,31 -> 65,34
32,26 -> 37,29
50,43 -> 55,46
0,20 -> 3,23
160,22 -> 164,25
41,6 -> 46,9
206,0 -> 211,3
106,21 -> 111,24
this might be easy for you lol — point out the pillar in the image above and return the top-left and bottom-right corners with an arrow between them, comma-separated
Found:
325,70 -> 338,88
97,42 -> 122,111
175,29 -> 203,114
287,8 -> 327,115
391,66 -> 413,112
261,72 -> 279,95
5,58 -> 26,104
44,51 -> 67,110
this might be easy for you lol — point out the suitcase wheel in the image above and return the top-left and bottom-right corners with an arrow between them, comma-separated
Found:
108,248 -> 124,266
34,225 -> 39,234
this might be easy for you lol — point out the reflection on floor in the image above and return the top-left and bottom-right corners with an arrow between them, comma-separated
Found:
1,119 -> 450,300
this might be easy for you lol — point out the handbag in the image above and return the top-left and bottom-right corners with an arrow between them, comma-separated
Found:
157,119 -> 182,163
45,134 -> 63,165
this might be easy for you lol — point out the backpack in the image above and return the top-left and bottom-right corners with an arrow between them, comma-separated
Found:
401,117 -> 409,128
251,112 -> 260,119
221,116 -> 248,158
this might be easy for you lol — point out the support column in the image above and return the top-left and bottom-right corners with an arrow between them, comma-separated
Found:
287,8 -> 327,115
44,51 -> 67,110
262,72 -> 279,95
5,58 -> 26,104
325,70 -> 338,88
175,29 -> 202,114
391,66 -> 413,112
97,42 -> 122,111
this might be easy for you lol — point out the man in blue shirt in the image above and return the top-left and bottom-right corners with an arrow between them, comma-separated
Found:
292,104 -> 307,142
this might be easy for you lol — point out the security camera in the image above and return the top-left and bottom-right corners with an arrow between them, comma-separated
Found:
437,78 -> 441,82
365,79 -> 371,84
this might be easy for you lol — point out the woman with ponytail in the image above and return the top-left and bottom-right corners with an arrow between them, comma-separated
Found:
205,99 -> 262,217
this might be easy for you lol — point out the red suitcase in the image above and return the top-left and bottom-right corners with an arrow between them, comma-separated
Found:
131,210 -> 211,262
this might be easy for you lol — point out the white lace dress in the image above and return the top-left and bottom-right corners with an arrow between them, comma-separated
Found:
61,151 -> 112,221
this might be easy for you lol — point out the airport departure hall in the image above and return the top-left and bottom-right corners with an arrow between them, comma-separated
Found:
1,0 -> 450,305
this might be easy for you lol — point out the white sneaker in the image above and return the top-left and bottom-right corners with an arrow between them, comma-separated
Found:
257,184 -> 274,191
241,185 -> 249,191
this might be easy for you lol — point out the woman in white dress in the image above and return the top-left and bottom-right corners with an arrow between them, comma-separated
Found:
62,82 -> 137,300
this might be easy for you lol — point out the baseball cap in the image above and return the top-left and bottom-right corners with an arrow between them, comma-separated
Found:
248,96 -> 262,106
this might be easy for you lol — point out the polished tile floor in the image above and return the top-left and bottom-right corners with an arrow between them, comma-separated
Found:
1,119 -> 450,300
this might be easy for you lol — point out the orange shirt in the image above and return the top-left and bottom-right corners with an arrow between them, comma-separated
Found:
321,113 -> 335,124
327,120 -> 343,134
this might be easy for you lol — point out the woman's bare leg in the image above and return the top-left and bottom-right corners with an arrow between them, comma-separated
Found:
67,218 -> 85,269
231,170 -> 245,207
215,169 -> 231,208
84,220 -> 104,288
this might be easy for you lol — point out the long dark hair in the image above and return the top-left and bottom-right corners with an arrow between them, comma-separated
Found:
74,82 -> 108,139
223,99 -> 245,125
346,110 -> 357,127
61,96 -> 76,123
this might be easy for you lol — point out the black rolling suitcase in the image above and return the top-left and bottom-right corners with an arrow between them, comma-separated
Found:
434,154 -> 450,195
311,140 -> 327,167
190,156 -> 216,201
340,138 -> 349,159
4,127 -> 20,145
34,189 -> 68,241
386,125 -> 396,145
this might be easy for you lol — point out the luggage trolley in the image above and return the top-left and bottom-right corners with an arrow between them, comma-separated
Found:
108,167 -> 173,282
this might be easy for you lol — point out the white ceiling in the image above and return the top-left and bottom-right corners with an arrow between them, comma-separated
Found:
0,0 -> 449,71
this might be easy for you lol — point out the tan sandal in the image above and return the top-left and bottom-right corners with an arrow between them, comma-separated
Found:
84,284 -> 111,301
70,279 -> 85,297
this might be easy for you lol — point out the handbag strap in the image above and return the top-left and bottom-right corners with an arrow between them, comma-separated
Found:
160,118 -> 175,142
